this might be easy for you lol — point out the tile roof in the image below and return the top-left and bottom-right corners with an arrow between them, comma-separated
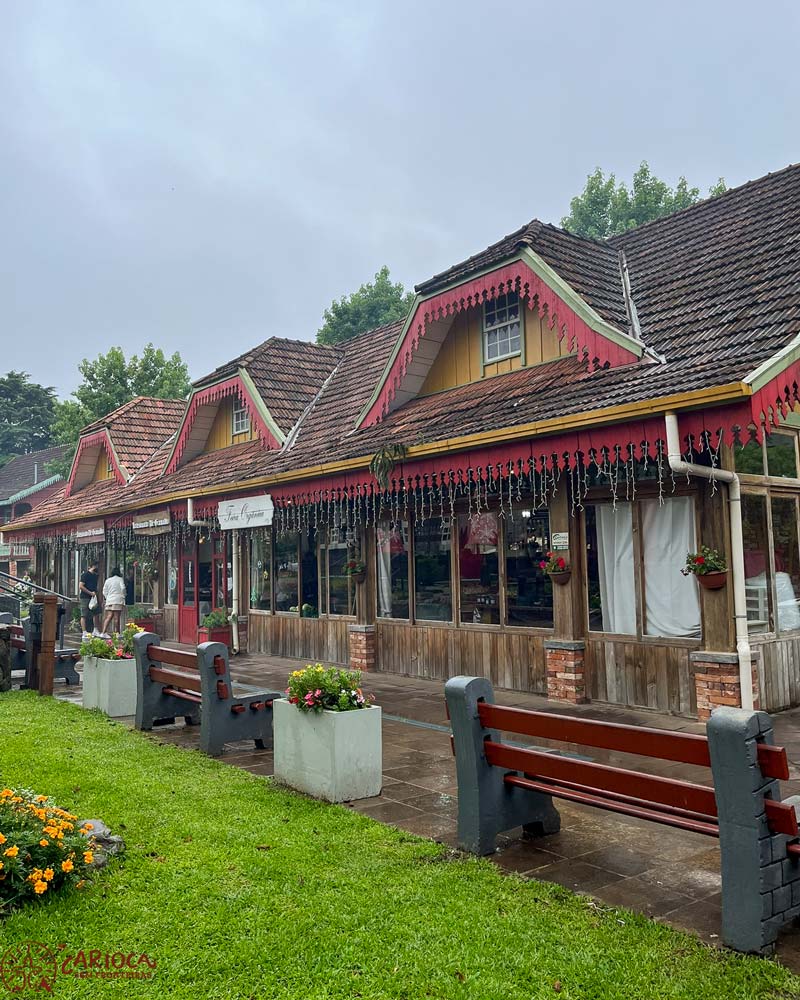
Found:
0,446 -> 68,501
83,397 -> 186,474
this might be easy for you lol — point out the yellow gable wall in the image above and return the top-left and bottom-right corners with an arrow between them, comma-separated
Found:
203,396 -> 257,453
420,303 -> 571,395
91,447 -> 113,482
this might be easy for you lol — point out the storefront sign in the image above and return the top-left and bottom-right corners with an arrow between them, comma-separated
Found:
132,509 -> 171,536
551,531 -> 569,550
218,495 -> 274,530
76,520 -> 105,544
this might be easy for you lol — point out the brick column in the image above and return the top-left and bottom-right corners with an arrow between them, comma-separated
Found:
691,651 -> 760,721
544,640 -> 587,704
348,624 -> 376,673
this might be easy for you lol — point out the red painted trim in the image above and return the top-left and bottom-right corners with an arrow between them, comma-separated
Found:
65,431 -> 125,497
749,356 -> 800,436
166,376 -> 279,474
361,261 -> 641,427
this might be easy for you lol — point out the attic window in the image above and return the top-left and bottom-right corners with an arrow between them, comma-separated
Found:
483,290 -> 521,362
232,400 -> 250,436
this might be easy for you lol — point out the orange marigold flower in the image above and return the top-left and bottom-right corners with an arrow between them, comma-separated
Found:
61,859 -> 74,872
39,839 -> 49,847
3,845 -> 19,858
83,851 -> 93,864
0,833 -> 6,845
81,823 -> 94,832
33,880 -> 48,894
0,861 -> 4,871
0,789 -> 13,799
75,880 -> 86,890
43,868 -> 54,882
36,795 -> 48,803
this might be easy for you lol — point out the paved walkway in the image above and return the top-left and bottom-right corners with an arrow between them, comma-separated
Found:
38,651 -> 800,968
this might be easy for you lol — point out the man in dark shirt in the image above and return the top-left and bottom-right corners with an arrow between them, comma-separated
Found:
79,561 -> 100,637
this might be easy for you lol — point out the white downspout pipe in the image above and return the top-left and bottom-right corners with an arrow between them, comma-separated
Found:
186,496 -> 210,528
230,530 -> 240,654
665,412 -> 753,710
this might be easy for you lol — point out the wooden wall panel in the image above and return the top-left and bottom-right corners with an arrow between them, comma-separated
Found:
162,605 -> 178,641
204,397 -> 256,454
755,637 -> 800,712
587,638 -> 698,718
247,613 -> 349,665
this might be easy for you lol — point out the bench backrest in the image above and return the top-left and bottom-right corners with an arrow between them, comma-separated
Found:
135,635 -> 234,702
467,698 -> 798,838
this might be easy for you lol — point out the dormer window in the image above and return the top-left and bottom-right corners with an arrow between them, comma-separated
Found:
483,290 -> 522,362
232,401 -> 250,436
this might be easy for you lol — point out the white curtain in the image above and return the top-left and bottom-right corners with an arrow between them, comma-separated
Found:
641,498 -> 701,637
596,503 -> 637,634
376,526 -> 393,618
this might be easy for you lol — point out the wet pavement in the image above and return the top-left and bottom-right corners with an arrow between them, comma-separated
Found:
24,650 -> 800,968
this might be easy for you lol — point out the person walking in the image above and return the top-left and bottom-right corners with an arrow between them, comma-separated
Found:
101,566 -> 127,638
79,561 -> 101,639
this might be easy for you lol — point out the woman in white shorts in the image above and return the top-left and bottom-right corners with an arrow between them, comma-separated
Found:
101,566 -> 127,637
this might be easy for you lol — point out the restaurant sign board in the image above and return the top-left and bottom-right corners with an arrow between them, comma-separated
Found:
132,509 -> 171,536
218,495 -> 274,530
76,520 -> 105,545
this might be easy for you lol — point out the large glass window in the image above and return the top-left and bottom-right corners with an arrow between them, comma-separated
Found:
274,531 -> 299,612
249,533 -> 271,611
326,526 -> 359,617
734,432 -> 765,475
586,503 -> 637,634
413,520 -> 452,622
166,539 -> 179,604
505,509 -> 553,628
743,494 -> 771,633
771,497 -> 800,632
376,519 -> 410,619
483,291 -> 521,361
458,512 -> 500,625
767,433 -> 799,479
300,528 -> 319,616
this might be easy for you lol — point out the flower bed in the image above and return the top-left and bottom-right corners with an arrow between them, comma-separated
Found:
0,788 -> 98,914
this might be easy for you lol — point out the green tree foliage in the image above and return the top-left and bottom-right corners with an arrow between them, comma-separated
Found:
317,266 -> 413,346
0,371 -> 57,465
561,162 -> 728,239
48,345 -> 191,477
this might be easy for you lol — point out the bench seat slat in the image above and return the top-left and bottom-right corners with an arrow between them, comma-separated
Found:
484,740 -> 719,817
478,703 -> 789,779
161,686 -> 202,704
148,666 -> 202,692
146,644 -> 198,670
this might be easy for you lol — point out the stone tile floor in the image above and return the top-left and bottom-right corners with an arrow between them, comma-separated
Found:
26,653 -> 800,969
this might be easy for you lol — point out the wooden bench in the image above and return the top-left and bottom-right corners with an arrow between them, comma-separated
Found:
133,632 -> 282,757
1,616 -> 80,686
446,675 -> 800,955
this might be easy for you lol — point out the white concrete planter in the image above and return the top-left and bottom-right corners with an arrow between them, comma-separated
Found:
272,698 -> 382,803
82,656 -> 138,718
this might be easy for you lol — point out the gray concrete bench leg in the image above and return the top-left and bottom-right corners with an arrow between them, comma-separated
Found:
445,676 -> 560,855
133,632 -> 199,731
708,707 -> 800,954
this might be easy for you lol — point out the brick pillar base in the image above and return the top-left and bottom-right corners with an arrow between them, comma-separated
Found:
544,640 -> 588,704
348,625 -> 376,673
690,651 -> 760,721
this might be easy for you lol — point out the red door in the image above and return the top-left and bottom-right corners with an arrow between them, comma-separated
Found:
178,542 -> 198,644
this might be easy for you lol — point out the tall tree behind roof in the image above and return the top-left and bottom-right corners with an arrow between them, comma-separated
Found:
562,162 -> 727,239
48,344 -> 191,477
317,266 -> 413,346
0,371 -> 57,466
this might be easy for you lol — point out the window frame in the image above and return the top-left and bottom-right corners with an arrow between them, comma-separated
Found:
741,485 -> 800,639
734,426 -> 800,483
232,400 -> 251,437
482,291 -> 524,366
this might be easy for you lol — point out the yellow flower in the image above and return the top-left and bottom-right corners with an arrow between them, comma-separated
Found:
83,851 -> 93,864
33,880 -> 48,894
36,795 -> 48,803
39,839 -> 49,847
0,833 -> 6,845
61,859 -> 74,872
3,845 -> 19,858
0,789 -> 13,799
81,823 -> 94,832
0,861 -> 4,871
76,880 -> 86,890
43,868 -> 54,882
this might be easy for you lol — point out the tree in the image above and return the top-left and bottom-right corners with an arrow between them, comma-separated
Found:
47,344 -> 192,478
0,371 -> 56,465
561,162 -> 727,239
317,266 -> 413,346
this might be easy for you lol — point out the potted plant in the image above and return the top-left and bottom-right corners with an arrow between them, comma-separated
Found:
81,623 -> 144,718
127,604 -> 155,632
273,664 -> 382,803
344,559 -> 367,585
682,545 -> 728,589
198,608 -> 232,647
540,551 -> 571,585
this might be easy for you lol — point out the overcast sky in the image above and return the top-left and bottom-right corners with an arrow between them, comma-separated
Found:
2,1 -> 799,398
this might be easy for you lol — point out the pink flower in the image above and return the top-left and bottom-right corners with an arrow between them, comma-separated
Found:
539,561 -> 547,569
314,689 -> 322,697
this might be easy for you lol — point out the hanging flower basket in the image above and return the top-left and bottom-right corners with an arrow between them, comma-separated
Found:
540,552 -> 570,585
697,570 -> 728,590
344,560 -> 366,585
548,570 -> 572,586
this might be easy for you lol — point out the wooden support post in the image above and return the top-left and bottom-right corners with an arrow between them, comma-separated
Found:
35,593 -> 58,696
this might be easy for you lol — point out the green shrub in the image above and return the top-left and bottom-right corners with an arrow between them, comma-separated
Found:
286,664 -> 373,713
201,609 -> 229,629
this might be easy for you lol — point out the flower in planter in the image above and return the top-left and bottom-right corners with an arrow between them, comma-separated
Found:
79,622 -> 143,660
201,609 -> 230,629
682,545 -> 727,576
286,664 -> 374,713
539,551 -> 569,574
344,560 -> 366,577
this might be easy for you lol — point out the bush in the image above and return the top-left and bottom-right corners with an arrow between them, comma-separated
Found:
127,604 -> 150,621
0,787 -> 98,914
286,664 -> 373,713
201,609 -> 229,629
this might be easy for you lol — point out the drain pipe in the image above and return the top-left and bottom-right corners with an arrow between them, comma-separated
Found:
230,530 -> 240,654
186,496 -> 210,528
665,412 -> 753,710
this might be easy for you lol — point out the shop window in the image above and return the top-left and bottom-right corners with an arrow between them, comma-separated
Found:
413,520 -> 452,622
300,528 -> 319,616
325,525 -> 359,617
232,401 -> 250,436
640,498 -> 700,637
505,509 -> 553,628
483,291 -> 521,362
274,531 -> 299,612
770,497 -> 800,632
458,512 -> 500,625
586,503 -> 637,634
743,494 -> 771,633
767,433 -> 799,479
249,532 -> 272,611
376,519 -> 410,619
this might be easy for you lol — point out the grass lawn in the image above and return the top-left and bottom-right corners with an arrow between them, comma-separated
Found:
1,692 -> 799,999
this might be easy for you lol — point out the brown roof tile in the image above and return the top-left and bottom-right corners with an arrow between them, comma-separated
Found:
82,397 -> 186,474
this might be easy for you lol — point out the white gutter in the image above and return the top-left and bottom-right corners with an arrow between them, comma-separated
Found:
665,412 -> 753,710
186,496 -> 210,528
